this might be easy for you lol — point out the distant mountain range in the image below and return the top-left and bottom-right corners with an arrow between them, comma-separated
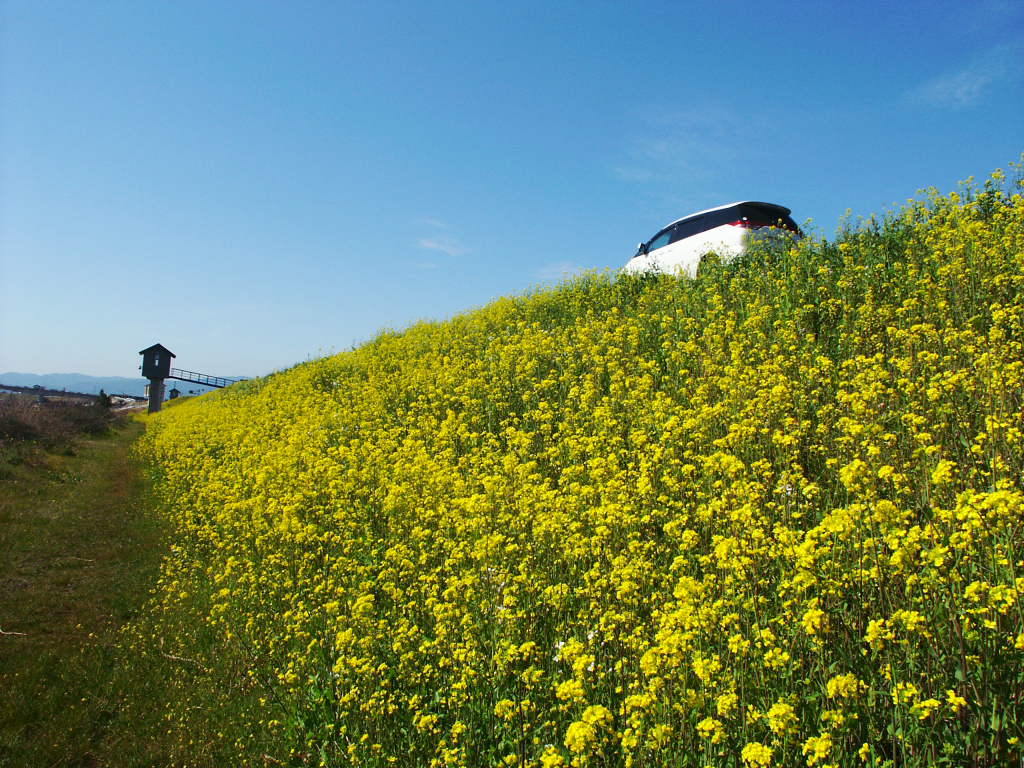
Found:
0,372 -> 221,397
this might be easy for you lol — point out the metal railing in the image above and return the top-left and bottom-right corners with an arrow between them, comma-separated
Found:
167,368 -> 247,389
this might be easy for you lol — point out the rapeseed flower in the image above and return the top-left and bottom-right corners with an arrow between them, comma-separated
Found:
802,733 -> 832,766
133,165 -> 1024,767
741,741 -> 773,767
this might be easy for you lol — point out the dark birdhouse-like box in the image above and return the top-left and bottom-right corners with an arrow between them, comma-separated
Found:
139,343 -> 175,379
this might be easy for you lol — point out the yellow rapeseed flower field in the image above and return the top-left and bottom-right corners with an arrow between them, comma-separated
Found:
136,168 -> 1023,767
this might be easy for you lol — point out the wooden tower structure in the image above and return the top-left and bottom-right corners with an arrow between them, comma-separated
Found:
139,343 -> 174,413
139,343 -> 246,413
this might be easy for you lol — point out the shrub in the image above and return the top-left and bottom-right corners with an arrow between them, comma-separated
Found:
0,396 -> 117,459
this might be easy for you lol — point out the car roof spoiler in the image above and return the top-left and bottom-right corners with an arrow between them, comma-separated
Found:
664,201 -> 792,228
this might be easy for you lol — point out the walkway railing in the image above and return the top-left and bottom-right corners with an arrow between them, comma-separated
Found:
167,368 -> 247,389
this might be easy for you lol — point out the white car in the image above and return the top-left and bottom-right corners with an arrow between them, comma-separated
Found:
623,201 -> 800,276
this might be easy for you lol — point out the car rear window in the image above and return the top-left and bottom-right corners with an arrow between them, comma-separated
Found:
647,203 -> 799,253
736,204 -> 799,232
669,215 -> 710,243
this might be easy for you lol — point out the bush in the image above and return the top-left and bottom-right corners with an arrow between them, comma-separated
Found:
0,395 -> 117,459
0,400 -> 41,442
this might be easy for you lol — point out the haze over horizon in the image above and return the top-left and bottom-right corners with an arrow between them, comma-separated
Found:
2,0 -> 1022,378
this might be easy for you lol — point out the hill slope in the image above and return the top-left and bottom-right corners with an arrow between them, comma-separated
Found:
137,174 -> 1024,767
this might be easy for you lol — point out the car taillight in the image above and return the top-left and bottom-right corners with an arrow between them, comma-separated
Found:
729,219 -> 790,230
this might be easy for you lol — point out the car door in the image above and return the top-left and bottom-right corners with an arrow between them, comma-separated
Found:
625,227 -> 673,273
648,217 -> 707,277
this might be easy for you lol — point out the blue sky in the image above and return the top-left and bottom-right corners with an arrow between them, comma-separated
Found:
2,0 -> 1022,378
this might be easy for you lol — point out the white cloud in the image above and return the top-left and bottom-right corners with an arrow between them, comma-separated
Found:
417,236 -> 468,258
413,216 -> 469,257
909,43 -> 1021,109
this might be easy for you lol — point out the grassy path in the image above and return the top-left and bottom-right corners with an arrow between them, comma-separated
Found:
0,420 -> 167,767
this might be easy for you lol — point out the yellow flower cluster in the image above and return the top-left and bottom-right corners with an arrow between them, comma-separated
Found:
136,167 -> 1024,766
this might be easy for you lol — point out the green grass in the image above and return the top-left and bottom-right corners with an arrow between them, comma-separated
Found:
0,420 -> 171,767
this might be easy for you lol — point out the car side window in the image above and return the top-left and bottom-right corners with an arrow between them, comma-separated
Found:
647,229 -> 672,252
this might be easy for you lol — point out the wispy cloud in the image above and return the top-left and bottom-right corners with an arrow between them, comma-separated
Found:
414,216 -> 469,258
535,261 -> 586,284
613,105 -> 771,193
417,237 -> 468,257
908,43 -> 1022,109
